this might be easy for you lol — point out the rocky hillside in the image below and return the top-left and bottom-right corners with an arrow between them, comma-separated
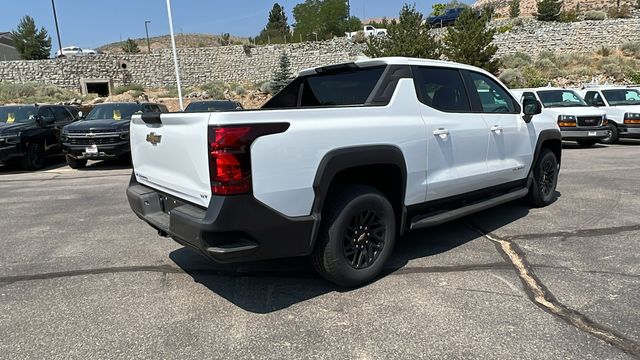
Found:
97,34 -> 249,54
472,0 -> 636,17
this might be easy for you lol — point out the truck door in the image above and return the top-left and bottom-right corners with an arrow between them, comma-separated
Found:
463,70 -> 533,185
412,65 -> 491,201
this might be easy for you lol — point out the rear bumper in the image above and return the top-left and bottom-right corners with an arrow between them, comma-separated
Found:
63,141 -> 130,160
560,126 -> 609,140
126,176 -> 318,263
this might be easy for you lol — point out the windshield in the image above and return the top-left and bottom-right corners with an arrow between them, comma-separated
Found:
537,90 -> 587,108
184,101 -> 239,112
0,106 -> 37,124
85,103 -> 143,121
601,89 -> 640,106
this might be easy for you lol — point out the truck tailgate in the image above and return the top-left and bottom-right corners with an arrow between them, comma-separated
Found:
130,113 -> 211,207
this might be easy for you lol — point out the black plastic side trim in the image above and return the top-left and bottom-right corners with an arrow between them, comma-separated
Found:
531,128 -> 562,172
141,112 -> 162,124
311,145 -> 408,240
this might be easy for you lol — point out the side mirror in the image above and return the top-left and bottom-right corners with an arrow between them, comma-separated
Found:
78,111 -> 84,119
591,99 -> 605,107
522,98 -> 542,123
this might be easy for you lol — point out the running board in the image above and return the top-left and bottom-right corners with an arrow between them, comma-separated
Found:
410,187 -> 529,230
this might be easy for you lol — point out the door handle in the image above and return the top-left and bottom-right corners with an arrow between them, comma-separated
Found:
490,125 -> 503,134
433,128 -> 450,139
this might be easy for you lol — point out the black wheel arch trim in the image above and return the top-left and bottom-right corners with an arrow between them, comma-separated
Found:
310,145 -> 409,245
531,129 -> 562,174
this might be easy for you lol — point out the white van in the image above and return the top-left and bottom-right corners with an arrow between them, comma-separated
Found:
511,87 -> 608,147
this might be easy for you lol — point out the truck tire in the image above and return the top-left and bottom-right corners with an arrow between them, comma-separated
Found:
601,124 -> 619,144
311,185 -> 396,287
576,139 -> 597,147
66,155 -> 87,169
21,143 -> 46,170
528,149 -> 559,208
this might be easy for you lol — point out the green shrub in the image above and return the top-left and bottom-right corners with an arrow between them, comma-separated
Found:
353,30 -> 366,44
602,63 -> 624,79
597,46 -> 612,57
160,85 -> 178,98
114,84 -> 144,95
583,10 -> 606,20
234,85 -> 246,96
500,52 -> 531,69
621,42 -> 640,58
522,67 -> 549,87
628,71 -> 640,83
129,90 -> 144,98
607,5 -> 631,18
537,50 -> 556,62
201,81 -> 225,99
496,24 -> 514,33
259,81 -> 273,94
0,82 -> 80,103
559,10 -> 579,22
498,68 -> 525,87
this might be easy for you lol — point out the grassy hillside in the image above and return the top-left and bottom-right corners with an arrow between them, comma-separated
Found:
97,33 -> 249,54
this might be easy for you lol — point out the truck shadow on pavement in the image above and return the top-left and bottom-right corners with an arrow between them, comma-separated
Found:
170,202 -> 533,314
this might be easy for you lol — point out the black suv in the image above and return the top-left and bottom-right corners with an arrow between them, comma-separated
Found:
0,104 -> 81,170
184,100 -> 243,112
62,102 -> 168,169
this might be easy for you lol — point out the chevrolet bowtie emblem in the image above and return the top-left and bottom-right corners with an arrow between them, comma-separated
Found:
146,132 -> 162,145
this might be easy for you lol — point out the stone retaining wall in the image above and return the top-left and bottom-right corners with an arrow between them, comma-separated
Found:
0,17 -> 638,91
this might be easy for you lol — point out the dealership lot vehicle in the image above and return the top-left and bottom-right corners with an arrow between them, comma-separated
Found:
184,100 -> 244,112
0,104 -> 81,170
511,87 -> 608,147
579,86 -> 640,144
62,102 -> 168,169
1,143 -> 639,359
55,46 -> 97,57
127,58 -> 561,287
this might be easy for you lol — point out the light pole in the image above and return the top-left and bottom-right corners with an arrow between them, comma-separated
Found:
166,0 -> 183,110
51,0 -> 62,57
144,20 -> 151,53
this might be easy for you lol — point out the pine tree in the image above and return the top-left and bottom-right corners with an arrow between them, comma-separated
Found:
271,52 -> 294,94
11,15 -> 51,60
509,0 -> 521,18
442,8 -> 499,74
365,4 -> 440,59
257,3 -> 290,44
121,38 -> 141,53
537,0 -> 563,21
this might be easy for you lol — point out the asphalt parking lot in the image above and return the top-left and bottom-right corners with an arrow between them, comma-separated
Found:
1,142 -> 639,360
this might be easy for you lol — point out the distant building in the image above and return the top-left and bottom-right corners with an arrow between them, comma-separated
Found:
0,32 -> 21,61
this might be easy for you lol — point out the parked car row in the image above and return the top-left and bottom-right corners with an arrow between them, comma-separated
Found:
511,86 -> 640,146
0,99 -> 245,171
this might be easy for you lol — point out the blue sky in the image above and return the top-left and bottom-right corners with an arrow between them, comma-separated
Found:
2,0 -> 470,52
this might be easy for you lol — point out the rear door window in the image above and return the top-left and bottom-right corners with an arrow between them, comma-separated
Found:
300,67 -> 385,107
262,65 -> 386,109
412,66 -> 471,112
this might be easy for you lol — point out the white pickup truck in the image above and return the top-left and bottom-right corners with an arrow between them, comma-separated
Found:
578,86 -> 640,144
346,25 -> 387,40
127,58 -> 561,286
511,87 -> 608,147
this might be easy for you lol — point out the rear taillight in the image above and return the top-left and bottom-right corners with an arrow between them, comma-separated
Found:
208,123 -> 289,195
